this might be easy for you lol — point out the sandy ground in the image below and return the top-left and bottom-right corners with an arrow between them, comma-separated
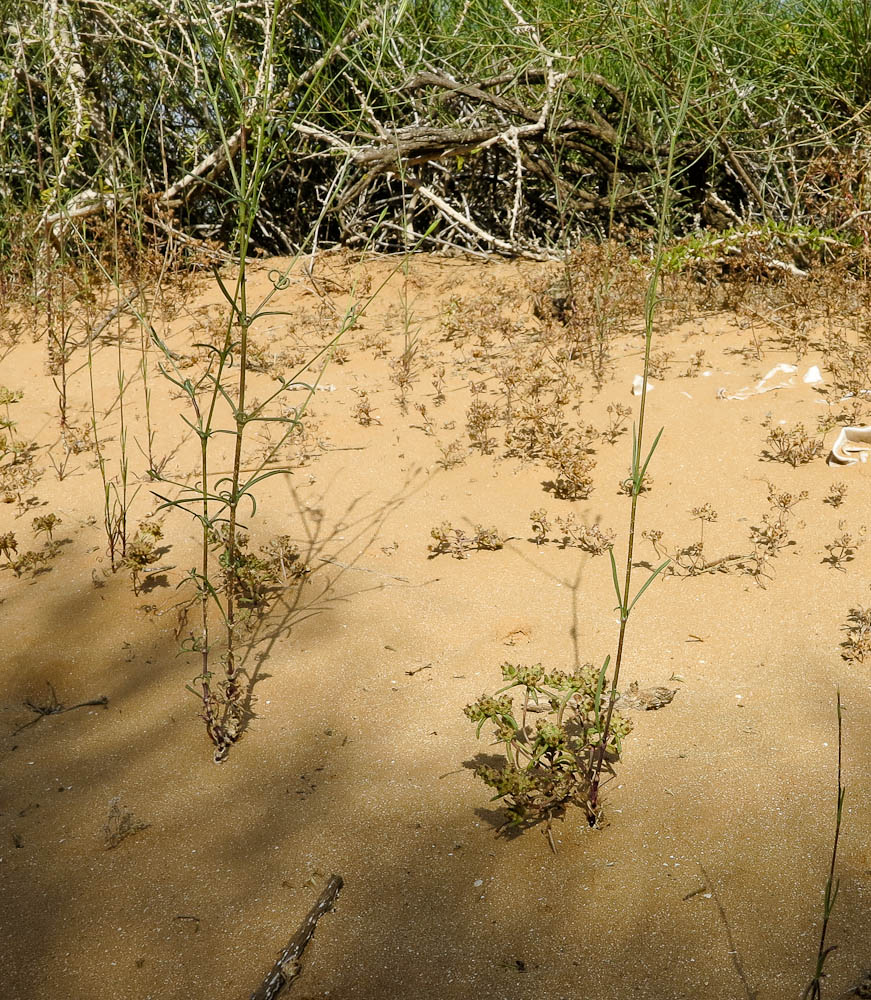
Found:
1,250 -> 870,1000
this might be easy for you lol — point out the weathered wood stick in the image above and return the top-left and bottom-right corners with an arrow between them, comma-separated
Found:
249,875 -> 344,1000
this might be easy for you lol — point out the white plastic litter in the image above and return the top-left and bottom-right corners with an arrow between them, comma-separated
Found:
719,363 -> 823,400
827,426 -> 871,466
631,374 -> 655,396
759,363 -> 798,388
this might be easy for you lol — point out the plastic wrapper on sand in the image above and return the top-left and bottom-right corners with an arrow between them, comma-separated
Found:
827,426 -> 871,466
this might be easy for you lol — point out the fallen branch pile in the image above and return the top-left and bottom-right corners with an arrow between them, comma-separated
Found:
1,0 -> 869,267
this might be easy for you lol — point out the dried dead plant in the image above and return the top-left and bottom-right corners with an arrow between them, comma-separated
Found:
824,523 -> 866,572
102,797 -> 149,850
428,523 -> 505,559
529,510 -> 615,555
763,421 -> 824,466
643,485 -> 806,583
841,606 -> 871,663
437,439 -> 467,470
352,390 -> 380,426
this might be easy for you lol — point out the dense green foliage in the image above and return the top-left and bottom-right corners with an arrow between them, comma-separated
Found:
1,0 -> 869,272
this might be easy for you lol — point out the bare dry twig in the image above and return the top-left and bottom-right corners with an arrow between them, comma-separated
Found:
250,875 -> 344,1000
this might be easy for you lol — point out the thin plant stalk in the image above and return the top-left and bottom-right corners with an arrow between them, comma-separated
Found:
590,0 -> 713,811
803,690 -> 845,1000
85,293 -> 126,570
111,187 -> 130,562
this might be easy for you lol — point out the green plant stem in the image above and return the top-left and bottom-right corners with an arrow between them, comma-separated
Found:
113,213 -> 129,561
804,690 -> 845,1000
197,417 -> 216,744
222,213 -> 250,721
590,0 -> 711,812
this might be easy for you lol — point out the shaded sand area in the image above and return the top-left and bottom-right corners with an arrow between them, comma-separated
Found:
1,250 -> 870,999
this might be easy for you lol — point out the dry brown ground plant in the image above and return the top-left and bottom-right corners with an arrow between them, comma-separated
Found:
643,485 -> 807,583
763,420 -> 825,466
102,796 -> 149,850
841,605 -> 871,663
823,524 -> 866,572
0,510 -> 66,578
825,482 -> 848,508
351,390 -> 380,426
0,386 -> 41,510
428,523 -> 506,559
530,510 -> 615,555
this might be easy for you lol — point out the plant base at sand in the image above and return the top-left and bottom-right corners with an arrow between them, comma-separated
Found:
102,796 -> 149,849
428,523 -> 505,559
643,485 -> 806,583
465,661 -> 632,841
840,605 -> 871,662
0,513 -> 66,578
122,520 -> 164,594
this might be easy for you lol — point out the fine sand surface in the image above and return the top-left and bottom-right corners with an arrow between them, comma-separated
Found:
1,251 -> 870,999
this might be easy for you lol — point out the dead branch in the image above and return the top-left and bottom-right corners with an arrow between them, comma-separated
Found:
249,874 -> 344,1000
160,14 -> 377,208
13,682 -> 109,736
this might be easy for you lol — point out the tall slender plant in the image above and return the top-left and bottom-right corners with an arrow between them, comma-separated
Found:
803,691 -> 845,1000
465,0 -> 716,833
589,0 -> 714,812
149,0 -> 390,761
150,0 -> 288,760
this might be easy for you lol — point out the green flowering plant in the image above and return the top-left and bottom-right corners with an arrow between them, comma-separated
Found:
464,660 -> 633,842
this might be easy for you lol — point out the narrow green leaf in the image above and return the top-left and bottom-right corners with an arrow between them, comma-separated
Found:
627,559 -> 671,615
631,421 -> 639,477
594,655 -> 611,727
640,426 -> 665,479
211,266 -> 241,318
609,547 -> 623,610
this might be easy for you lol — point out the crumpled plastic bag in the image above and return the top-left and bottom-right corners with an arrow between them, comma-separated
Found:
719,364 -> 823,400
827,426 -> 871,466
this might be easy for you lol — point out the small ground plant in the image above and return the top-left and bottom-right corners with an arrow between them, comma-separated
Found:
437,439 -> 466,469
529,510 -> 614,554
601,402 -> 632,444
0,514 -> 65,577
102,796 -> 149,850
465,661 -> 633,844
763,421 -> 824,466
466,394 -> 499,454
260,535 -> 310,586
541,424 -> 598,500
32,513 -> 61,542
644,486 -> 806,583
824,482 -> 847,508
0,385 -> 41,509
841,605 -> 871,662
352,391 -> 379,426
0,386 -> 28,462
122,520 -> 164,594
823,523 -> 865,571
428,523 -> 504,559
